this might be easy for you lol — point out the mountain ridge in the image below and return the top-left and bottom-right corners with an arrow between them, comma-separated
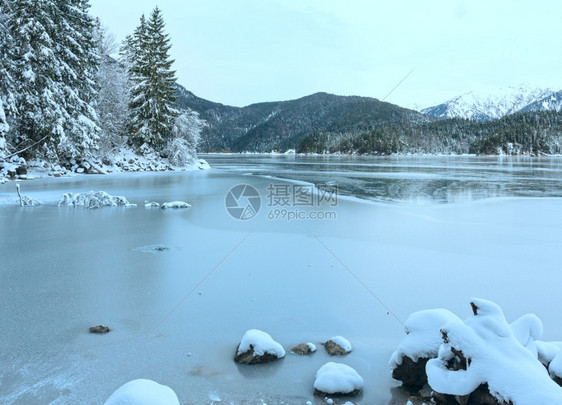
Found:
420,84 -> 558,121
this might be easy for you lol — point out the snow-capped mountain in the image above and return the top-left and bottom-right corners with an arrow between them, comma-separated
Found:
421,84 -> 556,121
519,90 -> 562,114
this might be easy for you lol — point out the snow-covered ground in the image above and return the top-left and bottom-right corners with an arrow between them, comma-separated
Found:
0,158 -> 561,404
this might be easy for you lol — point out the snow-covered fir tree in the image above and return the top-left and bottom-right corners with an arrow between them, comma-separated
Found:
5,0 -> 100,161
126,7 -> 178,152
53,0 -> 100,159
0,98 -> 8,157
0,0 -> 16,117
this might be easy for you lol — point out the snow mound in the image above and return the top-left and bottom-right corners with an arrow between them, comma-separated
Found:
390,308 -> 460,367
536,341 -> 562,367
104,379 -> 179,405
307,342 -> 317,352
426,298 -> 562,404
144,200 -> 160,208
58,191 -> 135,208
160,201 -> 191,209
197,159 -> 210,170
510,313 -> 543,357
313,362 -> 364,395
236,329 -> 285,359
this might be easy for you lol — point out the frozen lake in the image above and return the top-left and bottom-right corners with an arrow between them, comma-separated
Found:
1,155 -> 562,404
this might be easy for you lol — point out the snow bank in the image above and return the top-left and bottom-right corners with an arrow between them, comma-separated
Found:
58,191 -> 135,208
426,298 -> 562,404
236,329 -> 285,359
390,308 -> 460,368
313,362 -> 364,395
160,201 -> 191,209
104,379 -> 179,405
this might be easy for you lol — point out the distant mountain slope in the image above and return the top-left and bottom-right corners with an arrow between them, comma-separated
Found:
174,85 -> 431,152
421,84 -> 555,121
519,90 -> 562,113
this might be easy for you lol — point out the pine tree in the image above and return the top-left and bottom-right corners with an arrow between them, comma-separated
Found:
9,0 -> 66,160
53,0 -> 100,159
127,7 -> 178,151
5,0 -> 100,161
0,0 -> 16,116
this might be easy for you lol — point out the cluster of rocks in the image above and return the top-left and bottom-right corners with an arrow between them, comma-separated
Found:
0,155 -> 28,182
391,299 -> 562,405
233,329 -> 362,399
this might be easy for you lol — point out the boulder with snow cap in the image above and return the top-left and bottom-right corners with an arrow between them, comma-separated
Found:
290,342 -> 317,355
324,336 -> 352,356
104,379 -> 180,405
390,308 -> 461,391
426,298 -> 562,405
313,362 -> 364,396
234,329 -> 285,364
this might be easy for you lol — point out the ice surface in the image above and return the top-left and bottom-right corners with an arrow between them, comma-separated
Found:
237,329 -> 285,358
104,379 -> 179,405
1,159 -> 562,404
313,362 -> 364,394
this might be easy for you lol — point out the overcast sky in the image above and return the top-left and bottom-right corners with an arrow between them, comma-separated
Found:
89,0 -> 562,109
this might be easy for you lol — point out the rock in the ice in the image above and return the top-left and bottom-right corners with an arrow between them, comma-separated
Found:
290,342 -> 317,355
390,308 -> 461,391
89,325 -> 110,334
160,201 -> 191,209
144,200 -> 160,208
234,329 -> 285,364
313,362 -> 363,396
324,336 -> 352,356
104,379 -> 179,405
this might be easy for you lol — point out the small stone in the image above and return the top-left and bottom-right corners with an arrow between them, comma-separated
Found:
290,343 -> 316,355
89,325 -> 110,334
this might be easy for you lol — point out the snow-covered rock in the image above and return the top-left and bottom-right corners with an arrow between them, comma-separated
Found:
144,201 -> 160,208
234,329 -> 285,364
426,298 -> 562,404
313,362 -> 364,396
58,191 -> 135,208
290,342 -> 317,355
324,336 -> 352,356
160,201 -> 191,209
390,308 -> 460,390
197,159 -> 210,170
104,379 -> 179,405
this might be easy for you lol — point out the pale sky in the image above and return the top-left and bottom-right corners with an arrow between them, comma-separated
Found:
89,0 -> 562,109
